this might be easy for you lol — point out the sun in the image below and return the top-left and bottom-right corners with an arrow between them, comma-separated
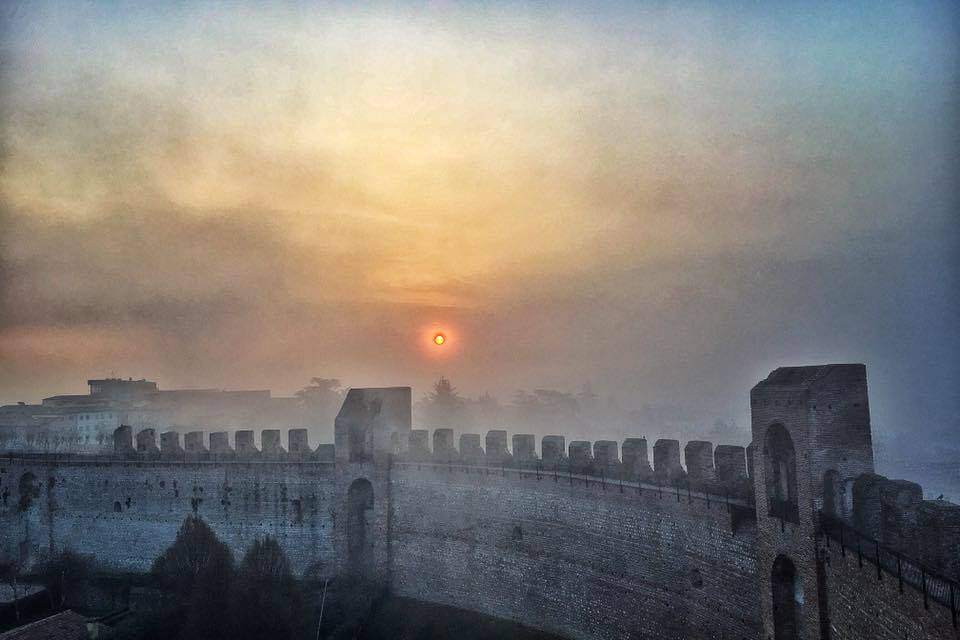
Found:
433,333 -> 446,346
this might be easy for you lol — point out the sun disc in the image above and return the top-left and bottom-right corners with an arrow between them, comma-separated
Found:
433,333 -> 445,346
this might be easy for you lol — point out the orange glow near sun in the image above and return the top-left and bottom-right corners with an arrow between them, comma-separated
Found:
423,326 -> 455,359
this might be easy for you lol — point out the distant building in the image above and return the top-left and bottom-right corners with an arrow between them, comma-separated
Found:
0,378 -> 318,454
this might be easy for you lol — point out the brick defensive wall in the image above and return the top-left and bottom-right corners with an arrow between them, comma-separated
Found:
0,368 -> 957,639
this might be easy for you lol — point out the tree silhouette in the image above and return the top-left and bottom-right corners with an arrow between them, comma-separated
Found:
152,514 -> 233,596
419,377 -> 468,430
230,537 -> 307,640
151,514 -> 235,640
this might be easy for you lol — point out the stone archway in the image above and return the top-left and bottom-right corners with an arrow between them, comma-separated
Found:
771,554 -> 799,640
347,478 -> 374,571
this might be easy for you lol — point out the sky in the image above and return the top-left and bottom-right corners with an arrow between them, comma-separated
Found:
0,2 -> 958,461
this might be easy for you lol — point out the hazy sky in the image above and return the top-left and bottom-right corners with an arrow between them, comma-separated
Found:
0,2 -> 957,448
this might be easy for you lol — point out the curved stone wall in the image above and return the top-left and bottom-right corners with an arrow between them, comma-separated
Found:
389,463 -> 760,640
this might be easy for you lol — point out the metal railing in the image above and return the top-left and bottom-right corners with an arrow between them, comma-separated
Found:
818,511 -> 958,627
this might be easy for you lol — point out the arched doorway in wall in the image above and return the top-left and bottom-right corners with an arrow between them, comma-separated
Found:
772,554 -> 799,640
347,478 -> 374,571
822,469 -> 842,518
764,424 -> 799,523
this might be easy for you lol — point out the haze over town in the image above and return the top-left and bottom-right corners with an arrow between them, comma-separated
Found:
1,3 -> 958,494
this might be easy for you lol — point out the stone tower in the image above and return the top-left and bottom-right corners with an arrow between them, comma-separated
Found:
750,364 -> 874,640
333,387 -> 411,580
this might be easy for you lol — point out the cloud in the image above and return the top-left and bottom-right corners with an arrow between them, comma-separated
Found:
0,1 -> 957,470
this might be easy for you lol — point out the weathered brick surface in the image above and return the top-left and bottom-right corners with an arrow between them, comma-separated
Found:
621,438 -> 652,480
390,465 -> 760,640
459,434 -> 484,464
714,445 -> 746,484
485,430 -> 510,464
751,364 -> 876,640
653,439 -> 684,482
135,428 -> 159,456
822,543 -> 959,639
685,441 -> 715,484
288,429 -> 310,457
512,434 -> 536,463
568,441 -> 592,473
184,431 -> 206,454
541,436 -> 565,466
0,458 -> 346,578
2,370 -> 956,639
592,440 -> 618,466
918,501 -> 960,581
408,430 -> 430,460
433,429 -> 456,461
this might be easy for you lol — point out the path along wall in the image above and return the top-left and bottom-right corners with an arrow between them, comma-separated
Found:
389,463 -> 761,640
820,540 -> 958,640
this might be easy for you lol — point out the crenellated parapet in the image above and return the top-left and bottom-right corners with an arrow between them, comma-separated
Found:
261,429 -> 285,460
288,428 -> 310,459
459,433 -> 484,464
234,430 -> 258,458
184,431 -> 207,457
113,424 -> 135,457
34,422 -> 754,502
433,428 -> 456,462
209,431 -> 233,458
408,429 -> 430,460
592,440 -> 619,475
160,431 -> 183,459
684,440 -> 714,484
622,438 -> 652,480
824,470 -> 960,582
653,438 -> 684,483
568,440 -> 592,473
393,427 -> 753,498
541,435 -> 566,466
485,430 -> 510,465
99,425 -> 340,464
136,428 -> 159,457
512,434 -> 536,463
714,445 -> 747,483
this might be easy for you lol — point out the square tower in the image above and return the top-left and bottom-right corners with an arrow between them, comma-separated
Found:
335,387 -> 412,463
750,364 -> 874,640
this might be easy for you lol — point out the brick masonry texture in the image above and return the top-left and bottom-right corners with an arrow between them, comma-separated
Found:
389,465 -> 760,640
2,366 -> 959,639
820,542 -> 958,640
1,459 -> 342,576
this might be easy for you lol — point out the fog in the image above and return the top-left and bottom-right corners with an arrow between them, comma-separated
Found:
1,2 -> 958,496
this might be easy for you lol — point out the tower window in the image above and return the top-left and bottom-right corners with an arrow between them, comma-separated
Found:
764,424 -> 799,524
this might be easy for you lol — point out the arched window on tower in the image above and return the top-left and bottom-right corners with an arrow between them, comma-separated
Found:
764,424 -> 799,523
347,478 -> 374,572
